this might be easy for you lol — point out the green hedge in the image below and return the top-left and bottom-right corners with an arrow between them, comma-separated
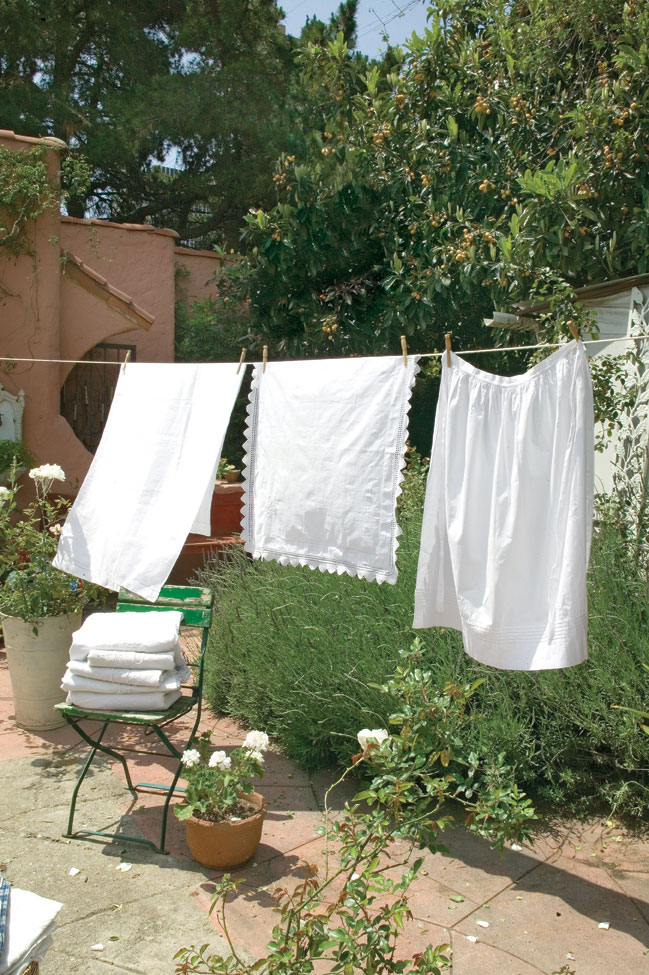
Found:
202,510 -> 649,818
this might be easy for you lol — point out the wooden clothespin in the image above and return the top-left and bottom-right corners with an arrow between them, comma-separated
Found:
400,334 -> 408,366
262,345 -> 268,374
121,349 -> 131,373
445,332 -> 452,368
567,320 -> 580,341
236,347 -> 247,374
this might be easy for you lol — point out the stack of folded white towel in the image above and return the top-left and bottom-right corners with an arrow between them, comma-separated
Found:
0,887 -> 62,975
61,611 -> 190,711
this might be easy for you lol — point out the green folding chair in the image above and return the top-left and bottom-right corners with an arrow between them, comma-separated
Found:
55,584 -> 213,854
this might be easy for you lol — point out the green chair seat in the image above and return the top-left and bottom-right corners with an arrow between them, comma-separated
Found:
57,584 -> 213,854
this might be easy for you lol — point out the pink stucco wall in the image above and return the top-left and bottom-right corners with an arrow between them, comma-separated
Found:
0,133 -> 93,492
0,131 -> 180,492
174,247 -> 222,307
60,217 -> 177,371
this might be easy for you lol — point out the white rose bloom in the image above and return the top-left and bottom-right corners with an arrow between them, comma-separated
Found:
182,748 -> 201,768
0,486 -> 11,505
29,463 -> 65,482
243,730 -> 270,752
357,728 -> 390,750
208,750 -> 231,770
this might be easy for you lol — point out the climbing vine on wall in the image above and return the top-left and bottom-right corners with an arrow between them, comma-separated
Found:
0,145 -> 91,258
0,146 -> 58,256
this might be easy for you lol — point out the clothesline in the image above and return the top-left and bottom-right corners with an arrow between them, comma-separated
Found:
0,333 -> 646,369
419,334 -> 649,358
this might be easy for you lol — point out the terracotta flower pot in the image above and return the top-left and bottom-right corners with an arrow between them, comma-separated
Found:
184,792 -> 267,869
223,469 -> 241,484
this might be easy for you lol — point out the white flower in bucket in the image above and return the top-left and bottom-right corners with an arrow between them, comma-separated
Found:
29,463 -> 65,497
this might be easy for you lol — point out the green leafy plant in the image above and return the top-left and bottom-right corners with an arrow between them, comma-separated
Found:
0,464 -> 104,621
612,663 -> 649,735
175,639 -> 535,974
0,440 -> 33,477
203,507 -> 649,818
216,457 -> 236,479
0,146 -> 59,256
175,729 -> 268,824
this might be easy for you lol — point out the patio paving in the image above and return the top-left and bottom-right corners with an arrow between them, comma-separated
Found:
1,644 -> 648,974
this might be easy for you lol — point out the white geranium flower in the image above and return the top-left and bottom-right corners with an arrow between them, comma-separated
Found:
182,748 -> 201,768
0,486 -> 11,505
208,750 -> 231,770
357,728 -> 390,751
249,750 -> 264,764
243,730 -> 269,752
29,463 -> 65,482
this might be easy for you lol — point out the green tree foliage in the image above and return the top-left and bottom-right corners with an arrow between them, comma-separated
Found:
0,0 -> 293,246
210,0 -> 649,356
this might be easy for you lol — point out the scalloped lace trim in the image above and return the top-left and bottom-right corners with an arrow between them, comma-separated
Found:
241,355 -> 420,584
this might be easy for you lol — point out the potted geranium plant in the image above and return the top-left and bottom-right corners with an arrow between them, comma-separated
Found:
175,728 -> 269,868
216,457 -> 240,484
0,463 -> 103,731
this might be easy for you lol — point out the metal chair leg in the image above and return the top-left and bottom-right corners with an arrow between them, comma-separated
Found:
65,720 -> 109,838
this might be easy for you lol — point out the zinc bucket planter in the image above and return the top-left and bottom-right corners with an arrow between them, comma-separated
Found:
184,792 -> 267,869
2,613 -> 79,731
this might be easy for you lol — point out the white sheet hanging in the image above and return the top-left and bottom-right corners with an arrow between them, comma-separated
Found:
413,341 -> 594,670
54,363 -> 244,601
241,355 -> 419,584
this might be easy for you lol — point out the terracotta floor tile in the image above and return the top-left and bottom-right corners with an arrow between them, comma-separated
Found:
450,932 -> 548,974
455,856 -> 649,975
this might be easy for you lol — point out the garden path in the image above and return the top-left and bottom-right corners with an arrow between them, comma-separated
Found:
0,636 -> 647,975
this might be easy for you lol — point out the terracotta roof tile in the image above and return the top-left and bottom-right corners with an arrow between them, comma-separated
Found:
63,251 -> 155,326
61,215 -> 178,239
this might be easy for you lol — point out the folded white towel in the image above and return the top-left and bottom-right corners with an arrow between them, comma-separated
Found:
69,611 -> 183,661
67,657 -> 185,686
86,648 -> 180,670
0,887 -> 62,975
62,665 -> 189,695
2,933 -> 54,975
66,689 -> 182,711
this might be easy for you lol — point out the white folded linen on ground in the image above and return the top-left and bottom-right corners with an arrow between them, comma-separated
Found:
61,665 -> 189,695
68,611 -> 183,661
53,362 -> 245,602
242,355 -> 419,584
66,657 -> 186,686
85,648 -> 178,670
66,689 -> 182,711
0,887 -> 62,975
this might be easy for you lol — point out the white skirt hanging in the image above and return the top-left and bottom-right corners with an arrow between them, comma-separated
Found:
413,340 -> 594,671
